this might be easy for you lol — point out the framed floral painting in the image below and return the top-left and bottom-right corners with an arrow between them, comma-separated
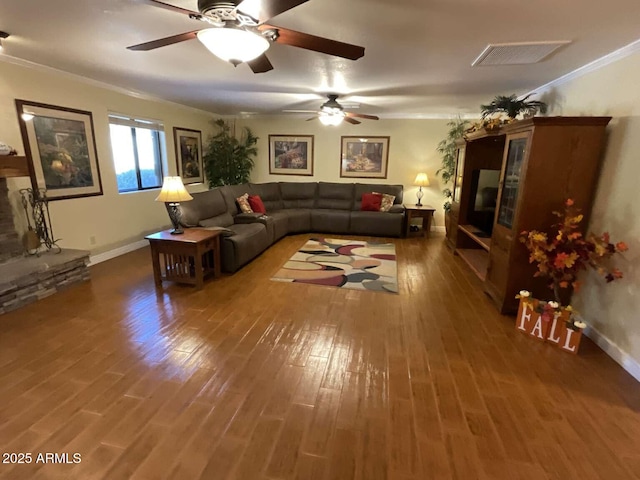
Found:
15,100 -> 103,200
340,136 -> 390,179
173,127 -> 203,184
269,135 -> 314,176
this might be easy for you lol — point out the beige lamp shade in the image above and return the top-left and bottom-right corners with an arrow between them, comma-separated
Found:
155,176 -> 193,203
414,172 -> 430,187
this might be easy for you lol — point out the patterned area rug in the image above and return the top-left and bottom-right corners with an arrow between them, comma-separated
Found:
272,238 -> 398,293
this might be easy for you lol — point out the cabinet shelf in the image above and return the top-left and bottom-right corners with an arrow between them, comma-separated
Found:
0,155 -> 29,178
458,224 -> 491,251
457,248 -> 488,281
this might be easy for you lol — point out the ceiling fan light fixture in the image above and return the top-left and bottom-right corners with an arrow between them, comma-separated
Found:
197,27 -> 269,64
319,113 -> 343,126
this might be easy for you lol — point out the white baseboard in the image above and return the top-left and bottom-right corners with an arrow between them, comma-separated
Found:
88,239 -> 148,266
584,325 -> 640,383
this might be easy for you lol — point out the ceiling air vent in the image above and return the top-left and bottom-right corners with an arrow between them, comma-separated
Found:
472,41 -> 571,66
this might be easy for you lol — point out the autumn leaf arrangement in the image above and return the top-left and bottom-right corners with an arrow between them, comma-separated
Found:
518,199 -> 628,330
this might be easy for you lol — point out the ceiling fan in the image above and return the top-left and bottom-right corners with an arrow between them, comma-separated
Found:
127,0 -> 366,74
285,94 -> 380,125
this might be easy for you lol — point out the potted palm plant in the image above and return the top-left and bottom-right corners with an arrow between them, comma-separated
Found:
436,118 -> 468,233
481,93 -> 548,120
203,119 -> 258,187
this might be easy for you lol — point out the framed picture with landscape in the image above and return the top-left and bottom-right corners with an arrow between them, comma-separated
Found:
15,99 -> 103,200
269,135 -> 314,176
174,127 -> 203,184
340,136 -> 390,179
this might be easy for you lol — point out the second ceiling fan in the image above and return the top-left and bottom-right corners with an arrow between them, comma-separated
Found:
286,95 -> 380,125
127,0 -> 366,74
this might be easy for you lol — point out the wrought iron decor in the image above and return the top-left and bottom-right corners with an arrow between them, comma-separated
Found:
20,188 -> 61,255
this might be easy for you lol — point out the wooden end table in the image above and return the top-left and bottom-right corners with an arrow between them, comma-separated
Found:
145,228 -> 222,288
404,204 -> 436,238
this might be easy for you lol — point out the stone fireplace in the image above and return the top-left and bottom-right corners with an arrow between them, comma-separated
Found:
0,173 -> 91,315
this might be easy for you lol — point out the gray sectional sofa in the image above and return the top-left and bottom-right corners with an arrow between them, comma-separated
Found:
179,182 -> 405,273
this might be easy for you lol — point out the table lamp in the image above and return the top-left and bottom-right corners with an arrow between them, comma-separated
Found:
413,172 -> 430,207
155,176 -> 193,234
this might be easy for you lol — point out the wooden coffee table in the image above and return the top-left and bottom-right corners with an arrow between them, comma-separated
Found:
145,228 -> 222,288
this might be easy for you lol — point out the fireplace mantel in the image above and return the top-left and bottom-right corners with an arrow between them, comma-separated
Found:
0,155 -> 29,178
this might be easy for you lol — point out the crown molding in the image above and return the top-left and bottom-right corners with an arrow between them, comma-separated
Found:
0,54 -> 218,118
529,38 -> 640,94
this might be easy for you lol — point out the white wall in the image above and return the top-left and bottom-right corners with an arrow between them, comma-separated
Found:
236,116 -> 450,226
0,59 -> 216,254
538,49 -> 640,371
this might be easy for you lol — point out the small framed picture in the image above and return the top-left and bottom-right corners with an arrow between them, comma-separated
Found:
269,135 -> 314,176
173,127 -> 203,184
340,136 -> 390,179
15,99 -> 103,200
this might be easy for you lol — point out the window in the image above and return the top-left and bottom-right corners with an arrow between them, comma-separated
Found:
108,114 -> 166,192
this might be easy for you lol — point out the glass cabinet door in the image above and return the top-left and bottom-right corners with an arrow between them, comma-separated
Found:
452,146 -> 465,203
497,137 -> 527,229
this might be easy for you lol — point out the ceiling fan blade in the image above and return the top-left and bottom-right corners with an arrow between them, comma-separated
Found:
260,25 -> 365,60
127,31 -> 200,51
306,117 -> 317,122
283,109 -> 318,113
238,0 -> 309,24
247,54 -> 274,73
345,112 -> 379,120
141,0 -> 200,17
344,117 -> 361,125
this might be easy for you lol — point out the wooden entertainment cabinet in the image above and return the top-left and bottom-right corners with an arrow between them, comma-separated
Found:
446,116 -> 611,313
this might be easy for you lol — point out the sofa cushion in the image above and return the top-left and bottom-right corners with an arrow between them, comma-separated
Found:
221,222 -> 270,272
179,188 -> 228,227
262,211 -> 288,241
350,211 -> 404,237
219,184 -> 250,216
361,193 -> 383,211
353,183 -> 403,210
249,183 -> 283,211
279,182 -> 317,209
311,209 -> 351,233
317,182 -> 354,210
373,192 -> 395,212
274,209 -> 312,234
248,195 -> 267,214
237,193 -> 253,213
199,213 -> 234,228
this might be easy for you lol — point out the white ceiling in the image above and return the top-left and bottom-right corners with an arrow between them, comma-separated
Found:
1,0 -> 639,118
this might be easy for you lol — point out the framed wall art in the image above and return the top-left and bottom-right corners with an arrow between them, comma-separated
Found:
15,99 -> 103,200
173,127 -> 203,184
269,135 -> 314,176
340,136 -> 390,179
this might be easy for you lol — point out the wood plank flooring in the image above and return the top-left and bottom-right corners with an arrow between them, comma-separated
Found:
1,233 -> 639,479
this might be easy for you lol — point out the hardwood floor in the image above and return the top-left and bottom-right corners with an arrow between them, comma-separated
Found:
1,233 -> 639,480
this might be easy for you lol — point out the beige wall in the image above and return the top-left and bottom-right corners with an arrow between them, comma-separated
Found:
236,116 -> 450,226
0,59 -> 215,255
538,51 -> 640,367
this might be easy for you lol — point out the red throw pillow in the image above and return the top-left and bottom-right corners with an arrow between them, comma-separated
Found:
361,193 -> 383,211
248,195 -> 267,214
